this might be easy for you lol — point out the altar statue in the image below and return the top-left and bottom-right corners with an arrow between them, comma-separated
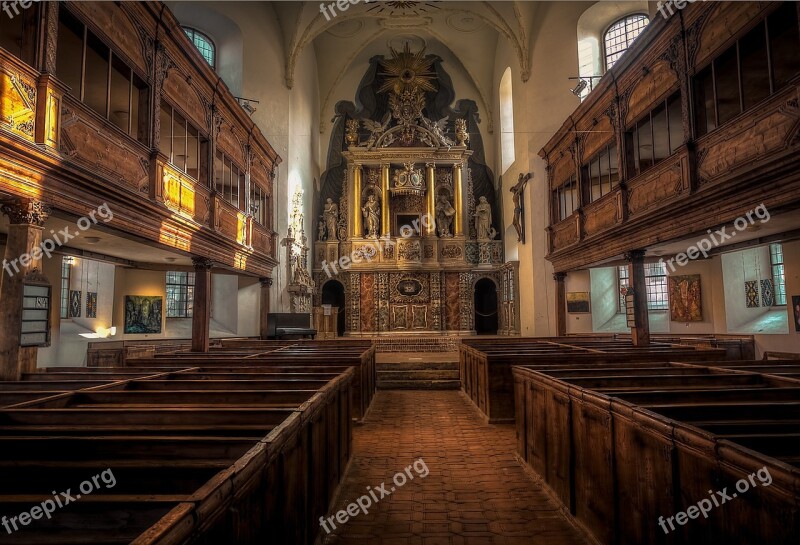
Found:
362,194 -> 380,238
474,196 -> 494,240
435,194 -> 455,237
323,198 -> 339,242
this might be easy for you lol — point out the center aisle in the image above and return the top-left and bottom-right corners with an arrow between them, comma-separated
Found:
322,390 -> 592,545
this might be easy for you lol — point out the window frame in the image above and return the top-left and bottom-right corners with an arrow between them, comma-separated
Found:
160,101 -> 208,183
603,14 -> 650,71
617,262 -> 669,312
626,90 -> 683,178
182,26 -> 216,69
692,3 -> 800,138
770,243 -> 787,306
165,271 -> 195,318
56,6 -> 149,143
60,258 -> 71,320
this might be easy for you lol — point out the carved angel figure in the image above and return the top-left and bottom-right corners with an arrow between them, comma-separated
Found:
362,112 -> 392,149
435,194 -> 455,238
421,116 -> 454,147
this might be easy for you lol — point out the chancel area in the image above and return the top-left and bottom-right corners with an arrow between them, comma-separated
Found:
0,1 -> 799,544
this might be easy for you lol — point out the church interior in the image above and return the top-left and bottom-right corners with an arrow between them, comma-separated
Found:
0,0 -> 799,543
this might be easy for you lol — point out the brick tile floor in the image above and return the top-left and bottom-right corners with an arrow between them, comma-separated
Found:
321,390 -> 592,545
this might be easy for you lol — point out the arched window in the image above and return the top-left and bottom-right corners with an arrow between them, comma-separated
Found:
604,15 -> 649,70
499,67 -> 515,175
182,26 -> 215,69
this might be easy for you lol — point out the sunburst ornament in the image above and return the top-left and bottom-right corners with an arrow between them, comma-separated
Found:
367,1 -> 441,17
378,42 -> 437,96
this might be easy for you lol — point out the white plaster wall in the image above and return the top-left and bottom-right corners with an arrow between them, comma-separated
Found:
170,2 -> 322,312
211,273 -> 239,333
494,2 -> 592,336
590,266 -> 619,331
237,276 -> 261,337
721,246 -> 773,332
565,269 -> 592,334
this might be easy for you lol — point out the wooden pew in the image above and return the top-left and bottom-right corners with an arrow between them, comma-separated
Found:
513,363 -> 800,545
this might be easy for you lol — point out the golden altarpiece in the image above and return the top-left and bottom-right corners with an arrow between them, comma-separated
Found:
312,46 -> 520,336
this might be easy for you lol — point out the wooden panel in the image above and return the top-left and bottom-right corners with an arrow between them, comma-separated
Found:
625,61 -> 679,126
627,157 -> 685,218
694,1 -> 773,69
162,68 -> 209,133
581,116 -> 614,161
216,123 -> 246,167
0,64 -> 36,142
583,192 -> 620,238
551,216 -> 580,251
60,100 -> 150,193
696,92 -> 800,186
68,3 -> 148,76
549,149 -> 575,190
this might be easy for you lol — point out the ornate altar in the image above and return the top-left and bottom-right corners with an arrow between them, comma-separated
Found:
313,44 -> 519,335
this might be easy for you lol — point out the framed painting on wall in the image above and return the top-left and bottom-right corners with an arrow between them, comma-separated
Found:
124,296 -> 163,334
793,296 -> 800,333
668,275 -> 703,322
566,292 -> 591,313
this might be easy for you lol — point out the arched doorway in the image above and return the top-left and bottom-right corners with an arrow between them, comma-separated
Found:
321,280 -> 346,337
474,278 -> 498,335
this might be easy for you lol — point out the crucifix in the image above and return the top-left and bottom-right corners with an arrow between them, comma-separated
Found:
510,172 -> 531,243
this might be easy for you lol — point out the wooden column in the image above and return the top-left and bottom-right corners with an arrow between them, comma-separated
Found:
380,164 -> 390,237
425,163 -> 436,235
453,162 -> 464,236
191,257 -> 213,352
351,164 -> 362,238
0,199 -> 51,380
554,272 -> 567,337
625,249 -> 650,346
259,276 -> 272,339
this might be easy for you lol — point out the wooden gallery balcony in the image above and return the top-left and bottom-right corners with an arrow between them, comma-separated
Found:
541,1 -> 800,273
0,2 -> 280,276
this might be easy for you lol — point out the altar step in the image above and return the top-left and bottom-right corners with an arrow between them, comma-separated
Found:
376,353 -> 461,390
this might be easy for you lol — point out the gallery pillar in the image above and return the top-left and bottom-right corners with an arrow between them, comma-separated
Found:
625,249 -> 650,346
0,199 -> 52,380
425,163 -> 436,235
380,164 -> 390,237
259,276 -> 272,339
191,257 -> 213,352
350,164 -> 362,238
554,272 -> 567,337
453,162 -> 464,236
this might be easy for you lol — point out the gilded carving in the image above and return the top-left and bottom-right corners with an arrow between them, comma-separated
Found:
390,273 -> 430,303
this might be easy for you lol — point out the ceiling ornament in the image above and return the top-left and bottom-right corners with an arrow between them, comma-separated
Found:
446,12 -> 486,33
366,1 -> 441,17
326,19 -> 365,38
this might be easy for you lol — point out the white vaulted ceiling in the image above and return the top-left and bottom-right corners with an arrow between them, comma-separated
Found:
272,1 -> 539,129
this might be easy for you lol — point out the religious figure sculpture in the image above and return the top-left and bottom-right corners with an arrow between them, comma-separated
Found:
435,194 -> 455,237
455,118 -> 469,147
362,194 -> 380,238
474,196 -> 495,240
317,218 -> 326,241
510,172 -> 531,243
323,198 -> 339,242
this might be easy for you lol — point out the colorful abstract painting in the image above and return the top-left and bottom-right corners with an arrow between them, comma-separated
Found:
760,279 -> 774,307
124,296 -> 163,334
745,281 -> 759,308
86,292 -> 98,318
668,275 -> 703,322
69,290 -> 81,318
